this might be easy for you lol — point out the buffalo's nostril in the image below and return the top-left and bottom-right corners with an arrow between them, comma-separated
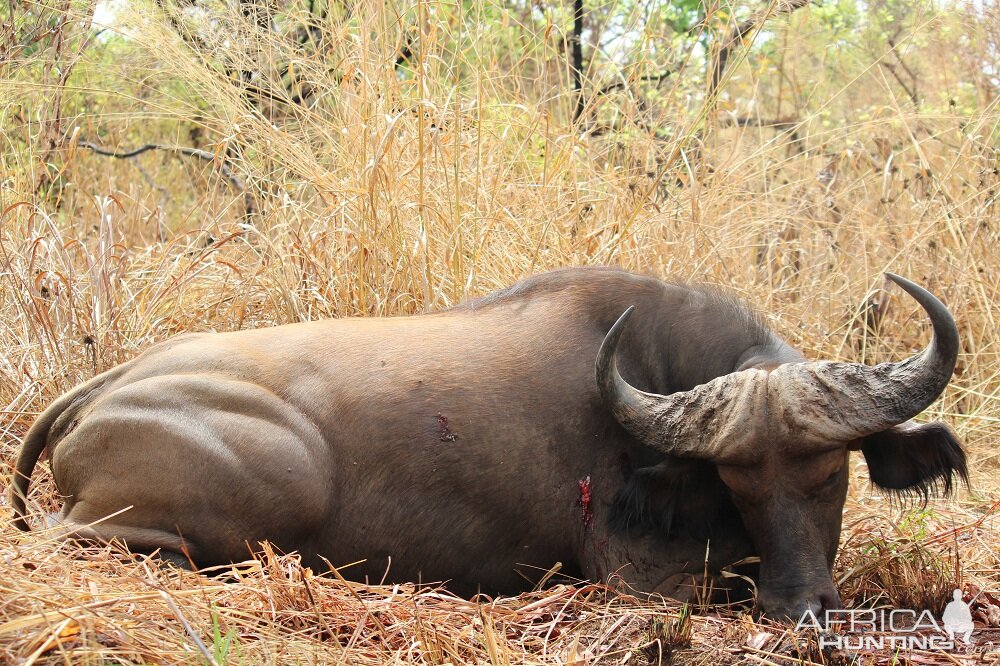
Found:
758,589 -> 842,622
757,598 -> 814,621
819,590 -> 842,613
802,598 -> 824,620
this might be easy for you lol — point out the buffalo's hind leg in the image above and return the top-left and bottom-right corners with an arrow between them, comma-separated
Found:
51,507 -> 201,571
155,549 -> 196,570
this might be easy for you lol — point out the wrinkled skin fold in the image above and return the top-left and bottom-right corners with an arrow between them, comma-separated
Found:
11,268 -> 967,618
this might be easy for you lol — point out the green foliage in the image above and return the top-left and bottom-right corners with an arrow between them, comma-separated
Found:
210,606 -> 244,664
3,0 -> 995,221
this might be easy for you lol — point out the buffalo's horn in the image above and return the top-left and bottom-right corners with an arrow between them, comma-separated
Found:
596,274 -> 959,457
767,273 -> 960,442
596,306 -> 770,461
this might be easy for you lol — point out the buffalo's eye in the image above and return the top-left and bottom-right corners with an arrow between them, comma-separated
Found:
822,468 -> 843,487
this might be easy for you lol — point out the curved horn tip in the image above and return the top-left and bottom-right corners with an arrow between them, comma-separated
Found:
884,272 -> 949,309
884,272 -> 921,294
882,271 -> 960,377
596,305 -> 636,383
604,306 -> 637,349
613,305 -> 636,330
883,272 -> 957,326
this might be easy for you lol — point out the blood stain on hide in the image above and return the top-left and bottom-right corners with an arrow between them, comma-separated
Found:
436,413 -> 458,442
578,476 -> 594,528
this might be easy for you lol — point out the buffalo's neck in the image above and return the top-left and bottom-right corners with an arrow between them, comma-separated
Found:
621,308 -> 803,396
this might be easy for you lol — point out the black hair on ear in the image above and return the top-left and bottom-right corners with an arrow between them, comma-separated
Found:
861,421 -> 969,502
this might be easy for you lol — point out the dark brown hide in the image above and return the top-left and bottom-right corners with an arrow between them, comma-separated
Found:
11,267 -> 966,618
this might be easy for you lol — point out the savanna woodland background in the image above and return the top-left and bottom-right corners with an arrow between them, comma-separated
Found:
1,0 -> 998,662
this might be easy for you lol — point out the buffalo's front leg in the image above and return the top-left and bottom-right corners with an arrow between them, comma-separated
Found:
580,527 -> 757,605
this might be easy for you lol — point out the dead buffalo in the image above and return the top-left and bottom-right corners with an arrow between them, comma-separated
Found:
11,267 -> 966,618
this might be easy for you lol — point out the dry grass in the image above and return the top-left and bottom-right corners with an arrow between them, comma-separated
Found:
1,0 -> 999,662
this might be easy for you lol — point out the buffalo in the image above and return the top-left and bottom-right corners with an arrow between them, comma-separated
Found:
10,267 -> 966,618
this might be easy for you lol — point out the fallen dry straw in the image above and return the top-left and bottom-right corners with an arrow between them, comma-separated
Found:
0,541 -> 692,664
0,502 -> 998,665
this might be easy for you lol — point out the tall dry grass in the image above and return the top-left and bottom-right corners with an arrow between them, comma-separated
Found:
0,0 -> 998,662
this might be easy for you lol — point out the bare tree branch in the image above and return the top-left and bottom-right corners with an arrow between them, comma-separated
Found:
883,36 -> 920,106
595,69 -> 674,98
722,115 -> 806,153
709,0 -> 811,105
396,34 -> 414,68
570,0 -> 585,120
76,140 -> 258,222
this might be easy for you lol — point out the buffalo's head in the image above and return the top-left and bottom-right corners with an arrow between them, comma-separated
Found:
596,273 -> 967,619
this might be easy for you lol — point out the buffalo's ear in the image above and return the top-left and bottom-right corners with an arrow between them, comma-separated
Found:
858,421 -> 968,499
